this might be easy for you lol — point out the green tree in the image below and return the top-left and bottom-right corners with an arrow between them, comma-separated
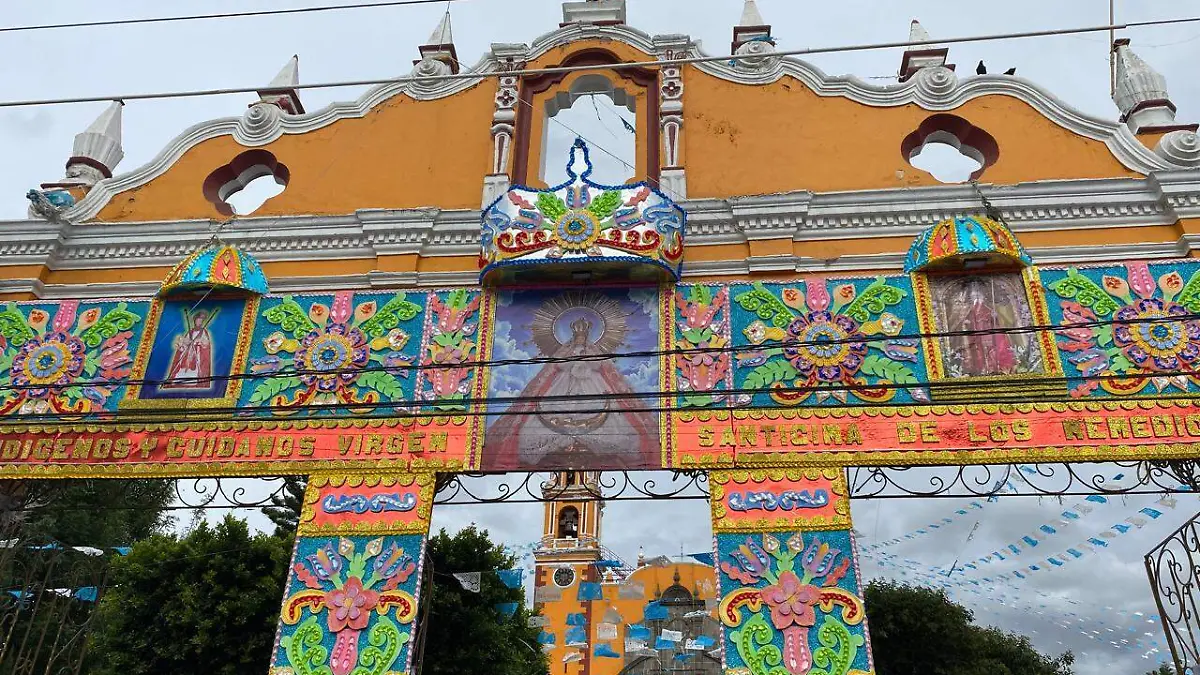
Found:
865,580 -> 1074,675
0,479 -> 174,675
85,515 -> 291,675
1146,666 -> 1176,675
260,476 -> 306,537
420,525 -> 547,675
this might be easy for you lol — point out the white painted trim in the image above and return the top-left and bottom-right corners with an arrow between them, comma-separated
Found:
5,172 -> 1200,283
58,24 -> 1197,224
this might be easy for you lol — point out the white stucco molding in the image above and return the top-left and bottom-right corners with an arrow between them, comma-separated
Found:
5,172 -> 1200,287
59,22 -> 1193,225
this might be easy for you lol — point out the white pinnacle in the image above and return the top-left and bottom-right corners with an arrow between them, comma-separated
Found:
1113,39 -> 1169,116
267,55 -> 299,89
84,100 -> 123,146
427,11 -> 452,45
909,19 -> 931,43
69,100 -> 124,174
739,0 -> 766,26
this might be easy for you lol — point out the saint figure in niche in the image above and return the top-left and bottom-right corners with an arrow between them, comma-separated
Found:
936,274 -> 1040,377
486,291 -> 659,469
159,308 -> 218,390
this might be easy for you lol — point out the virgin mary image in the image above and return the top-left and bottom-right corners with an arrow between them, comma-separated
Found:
484,291 -> 659,470
159,307 -> 218,392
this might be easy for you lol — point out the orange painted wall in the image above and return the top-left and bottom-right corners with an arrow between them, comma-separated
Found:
681,69 -> 1138,198
536,562 -> 718,675
94,83 -> 498,222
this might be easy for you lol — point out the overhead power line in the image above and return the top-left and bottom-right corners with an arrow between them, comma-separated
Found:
0,0 -> 470,34
0,310 -> 1185,396
2,14 -> 1200,108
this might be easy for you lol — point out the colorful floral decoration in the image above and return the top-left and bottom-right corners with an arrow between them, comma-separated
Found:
1046,261 -> 1200,397
159,242 -> 269,296
417,289 -> 481,411
246,292 -> 423,411
480,138 -> 685,285
0,300 -> 142,415
732,278 -> 927,405
276,534 -> 421,675
676,285 -> 732,407
903,215 -> 1032,273
716,529 -> 871,675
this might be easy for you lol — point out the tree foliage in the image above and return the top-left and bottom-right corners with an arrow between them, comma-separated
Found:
85,515 -> 291,675
261,476 -> 307,538
865,580 -> 1074,675
419,525 -> 547,675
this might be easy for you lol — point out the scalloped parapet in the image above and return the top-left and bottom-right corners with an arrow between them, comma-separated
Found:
479,138 -> 684,286
904,214 -> 1032,272
159,242 -> 269,297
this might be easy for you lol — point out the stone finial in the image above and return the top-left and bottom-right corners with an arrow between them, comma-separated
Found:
256,55 -> 304,115
1112,38 -> 1186,133
732,0 -> 773,52
899,19 -> 952,82
561,0 -> 626,26
44,100 -> 124,190
416,11 -> 459,74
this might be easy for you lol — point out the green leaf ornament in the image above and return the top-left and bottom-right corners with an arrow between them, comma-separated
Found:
1177,269 -> 1200,313
734,283 -> 797,328
681,393 -> 716,408
249,376 -> 303,405
536,193 -> 568,223
841,277 -> 907,323
743,360 -> 799,391
80,303 -> 141,348
282,617 -> 334,675
732,612 -> 790,675
265,297 -> 316,339
358,293 -> 422,338
586,190 -> 623,221
810,616 -> 864,675
0,304 -> 34,347
351,616 -> 408,675
1048,269 -> 1121,316
687,284 -> 713,306
859,354 -> 918,385
357,371 -> 405,400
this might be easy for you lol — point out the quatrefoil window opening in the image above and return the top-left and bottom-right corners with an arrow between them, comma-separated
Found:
202,149 -> 290,216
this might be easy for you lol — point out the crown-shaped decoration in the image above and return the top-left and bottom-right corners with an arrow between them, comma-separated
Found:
159,242 -> 269,297
904,214 -> 1032,273
480,139 -> 685,285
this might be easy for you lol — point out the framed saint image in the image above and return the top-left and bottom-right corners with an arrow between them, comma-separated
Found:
480,287 -> 663,470
122,296 -> 257,409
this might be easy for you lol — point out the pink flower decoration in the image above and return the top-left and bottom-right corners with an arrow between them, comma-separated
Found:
1126,261 -> 1156,300
324,576 -> 379,633
759,570 -> 820,629
804,278 -> 830,312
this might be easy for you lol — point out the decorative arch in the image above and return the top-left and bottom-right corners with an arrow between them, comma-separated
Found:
512,47 -> 660,187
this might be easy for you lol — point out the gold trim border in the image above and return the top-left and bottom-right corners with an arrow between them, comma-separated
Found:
298,472 -> 435,536
709,467 -> 851,532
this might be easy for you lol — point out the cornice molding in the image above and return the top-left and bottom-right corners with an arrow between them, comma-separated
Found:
5,174 -> 1200,283
56,24 -> 1198,224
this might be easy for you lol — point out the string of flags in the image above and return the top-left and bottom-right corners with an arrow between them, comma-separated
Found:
0,541 -> 131,556
942,492 -> 1182,580
865,550 -> 1166,658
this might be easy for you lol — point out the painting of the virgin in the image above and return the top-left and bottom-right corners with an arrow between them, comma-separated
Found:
482,288 -> 661,470
139,298 -> 247,400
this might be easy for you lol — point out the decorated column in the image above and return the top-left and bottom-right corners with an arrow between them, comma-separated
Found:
710,469 -> 874,675
271,473 -> 435,675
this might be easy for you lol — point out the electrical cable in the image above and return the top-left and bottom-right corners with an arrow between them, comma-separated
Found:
0,309 -> 1190,394
0,0 -> 472,34
3,14 -> 1200,108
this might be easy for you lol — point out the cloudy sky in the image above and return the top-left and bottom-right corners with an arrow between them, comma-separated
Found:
7,0 -> 1200,672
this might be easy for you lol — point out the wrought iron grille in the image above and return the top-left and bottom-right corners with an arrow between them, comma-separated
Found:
1146,508 -> 1200,675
